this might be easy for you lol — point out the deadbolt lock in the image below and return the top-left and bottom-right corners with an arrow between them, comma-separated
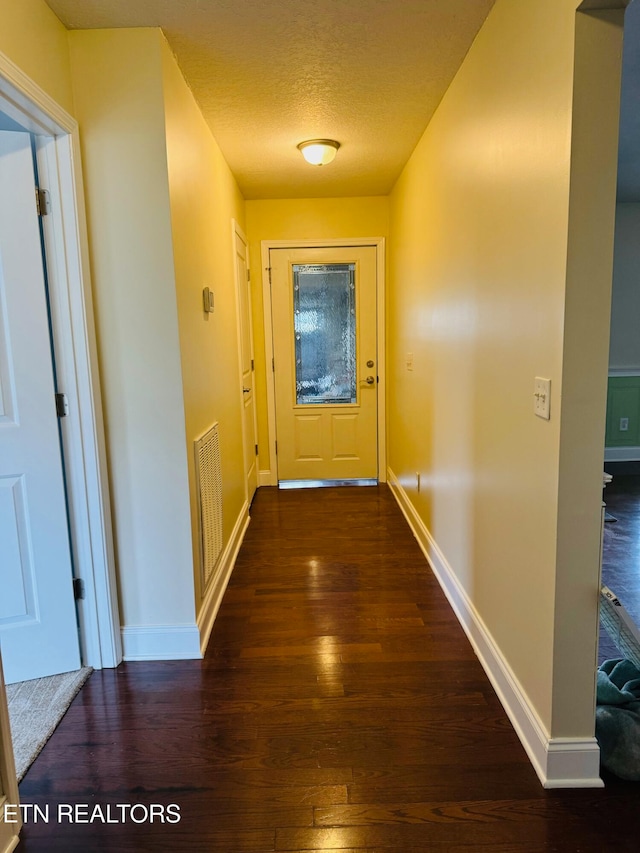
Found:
366,359 -> 375,368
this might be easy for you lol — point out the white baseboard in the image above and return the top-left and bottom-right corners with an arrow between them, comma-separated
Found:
197,500 -> 250,655
543,738 -> 602,788
604,446 -> 640,462
120,503 -> 250,662
121,624 -> 202,661
387,468 -> 603,789
259,470 -> 273,487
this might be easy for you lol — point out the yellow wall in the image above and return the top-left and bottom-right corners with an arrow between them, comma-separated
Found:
69,29 -> 196,628
388,0 -> 622,737
246,197 -> 389,474
161,38 -> 247,610
0,0 -> 74,114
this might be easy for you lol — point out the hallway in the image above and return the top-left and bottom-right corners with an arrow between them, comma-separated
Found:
17,486 -> 639,851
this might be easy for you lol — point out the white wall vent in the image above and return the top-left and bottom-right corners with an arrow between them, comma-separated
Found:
194,422 -> 223,594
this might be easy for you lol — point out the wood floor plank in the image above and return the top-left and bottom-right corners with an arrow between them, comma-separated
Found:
348,763 -> 542,802
16,485 -> 640,852
240,642 -> 383,659
313,797 -> 605,826
275,819 -> 633,850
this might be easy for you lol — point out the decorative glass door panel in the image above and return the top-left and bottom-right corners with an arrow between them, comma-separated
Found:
293,263 -> 356,405
271,247 -> 378,482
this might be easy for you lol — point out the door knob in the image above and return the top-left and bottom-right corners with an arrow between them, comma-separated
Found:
365,375 -> 375,385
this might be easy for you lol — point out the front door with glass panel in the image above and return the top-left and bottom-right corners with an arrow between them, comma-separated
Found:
271,246 -> 378,482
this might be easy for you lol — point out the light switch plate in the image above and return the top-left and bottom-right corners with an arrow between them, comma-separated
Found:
534,377 -> 551,420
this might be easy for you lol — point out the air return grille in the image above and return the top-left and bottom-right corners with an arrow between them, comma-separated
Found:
195,422 -> 223,593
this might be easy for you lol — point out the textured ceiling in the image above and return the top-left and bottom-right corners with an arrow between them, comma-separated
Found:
45,0 -> 496,199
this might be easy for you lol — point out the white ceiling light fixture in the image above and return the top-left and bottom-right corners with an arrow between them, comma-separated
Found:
297,139 -> 340,166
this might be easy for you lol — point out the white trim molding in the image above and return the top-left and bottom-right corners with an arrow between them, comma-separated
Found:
260,240 -> 279,486
198,501 -> 251,655
260,237 -> 386,486
387,468 -> 603,789
544,738 -> 602,789
121,625 -> 202,661
232,220 -> 260,504
0,51 -> 74,135
259,470 -> 273,487
604,447 -> 640,462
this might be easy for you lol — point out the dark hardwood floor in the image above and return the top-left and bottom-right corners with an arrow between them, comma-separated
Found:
17,485 -> 640,852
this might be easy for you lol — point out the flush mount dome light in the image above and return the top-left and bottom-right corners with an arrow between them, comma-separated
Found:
297,139 -> 340,166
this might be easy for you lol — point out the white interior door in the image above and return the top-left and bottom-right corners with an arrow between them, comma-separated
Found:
234,225 -> 258,504
0,131 -> 80,684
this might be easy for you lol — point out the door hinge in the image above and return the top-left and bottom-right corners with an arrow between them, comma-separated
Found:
267,266 -> 272,285
73,578 -> 85,600
272,357 -> 275,372
247,268 -> 251,281
251,358 -> 254,370
275,440 -> 278,455
55,392 -> 69,417
255,443 -> 258,455
36,187 -> 51,217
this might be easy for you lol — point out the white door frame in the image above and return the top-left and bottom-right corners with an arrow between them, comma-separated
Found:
0,52 -> 121,669
233,220 -> 259,505
261,238 -> 386,486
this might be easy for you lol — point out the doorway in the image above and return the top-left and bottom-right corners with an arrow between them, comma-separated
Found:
599,0 -> 640,665
261,239 -> 386,487
233,222 -> 258,505
0,127 -> 81,683
0,56 -> 120,679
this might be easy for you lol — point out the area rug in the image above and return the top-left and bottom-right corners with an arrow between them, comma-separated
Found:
6,667 -> 92,781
